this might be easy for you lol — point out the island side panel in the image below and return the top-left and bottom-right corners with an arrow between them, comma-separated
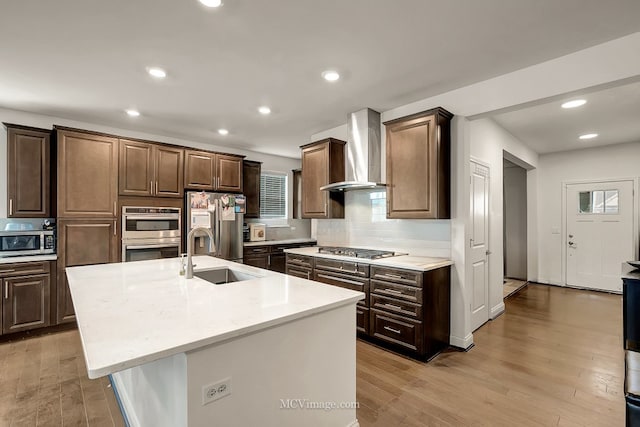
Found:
185,304 -> 359,427
111,353 -> 188,427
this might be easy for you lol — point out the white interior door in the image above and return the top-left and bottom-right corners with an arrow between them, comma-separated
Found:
470,161 -> 490,331
566,180 -> 634,292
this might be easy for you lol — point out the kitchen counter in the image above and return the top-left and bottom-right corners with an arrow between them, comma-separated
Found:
284,246 -> 453,272
0,254 -> 57,264
243,238 -> 317,247
65,256 -> 362,427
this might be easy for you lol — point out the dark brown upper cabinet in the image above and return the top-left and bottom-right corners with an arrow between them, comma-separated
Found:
300,138 -> 345,219
216,153 -> 243,193
5,124 -> 51,218
56,128 -> 119,218
184,151 -> 243,193
119,139 -> 184,198
242,160 -> 261,218
384,107 -> 452,219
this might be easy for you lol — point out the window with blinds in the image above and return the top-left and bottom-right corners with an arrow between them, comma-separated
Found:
259,172 -> 287,218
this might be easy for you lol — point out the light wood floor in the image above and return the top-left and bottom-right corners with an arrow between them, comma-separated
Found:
503,278 -> 527,299
0,284 -> 624,426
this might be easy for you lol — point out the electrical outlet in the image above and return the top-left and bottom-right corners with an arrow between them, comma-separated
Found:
202,377 -> 232,405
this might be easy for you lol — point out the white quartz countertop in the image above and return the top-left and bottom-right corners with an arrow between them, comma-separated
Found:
66,256 -> 363,379
284,247 -> 453,272
243,238 -> 317,247
0,254 -> 57,264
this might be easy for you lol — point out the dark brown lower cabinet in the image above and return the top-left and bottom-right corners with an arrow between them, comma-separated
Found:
285,253 -> 451,360
244,255 -> 269,269
245,242 -> 316,273
0,261 -> 54,335
57,219 -> 118,323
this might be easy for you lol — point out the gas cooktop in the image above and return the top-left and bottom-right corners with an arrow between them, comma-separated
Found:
317,246 -> 401,260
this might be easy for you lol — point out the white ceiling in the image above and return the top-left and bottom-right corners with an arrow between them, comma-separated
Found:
492,79 -> 640,154
1,1 -> 640,158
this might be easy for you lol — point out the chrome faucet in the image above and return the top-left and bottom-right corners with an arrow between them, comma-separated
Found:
186,227 -> 216,279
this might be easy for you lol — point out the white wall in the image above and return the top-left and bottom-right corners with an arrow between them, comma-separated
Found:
0,107 -> 302,219
504,164 -> 528,279
536,141 -> 640,285
468,118 -> 538,318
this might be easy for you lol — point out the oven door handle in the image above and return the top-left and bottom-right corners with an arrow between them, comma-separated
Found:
123,215 -> 180,220
124,244 -> 180,250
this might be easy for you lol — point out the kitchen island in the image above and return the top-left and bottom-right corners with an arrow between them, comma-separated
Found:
66,256 -> 363,427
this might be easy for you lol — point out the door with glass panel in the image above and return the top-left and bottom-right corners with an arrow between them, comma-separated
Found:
565,180 -> 635,292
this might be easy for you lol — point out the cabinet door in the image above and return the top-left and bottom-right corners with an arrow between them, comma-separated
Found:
56,219 -> 118,323
6,125 -> 50,217
269,253 -> 286,273
119,139 -> 154,197
57,129 -> 118,217
185,150 -> 215,190
216,154 -> 243,192
244,255 -> 269,269
154,146 -> 184,198
243,160 -> 261,218
301,143 -> 329,218
385,109 -> 451,219
2,274 -> 50,334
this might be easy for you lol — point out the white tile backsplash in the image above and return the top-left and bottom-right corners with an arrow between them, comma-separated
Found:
312,189 -> 451,257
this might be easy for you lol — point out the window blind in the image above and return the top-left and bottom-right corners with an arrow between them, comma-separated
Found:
260,173 -> 287,218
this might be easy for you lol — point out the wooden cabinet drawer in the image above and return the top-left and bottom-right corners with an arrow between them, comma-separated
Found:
356,306 -> 369,335
244,255 -> 269,269
370,294 -> 422,319
0,262 -> 50,278
312,271 -> 368,306
370,266 -> 422,287
370,309 -> 423,352
244,246 -> 270,255
370,280 -> 422,303
285,254 -> 314,269
285,265 -> 312,279
314,258 -> 369,278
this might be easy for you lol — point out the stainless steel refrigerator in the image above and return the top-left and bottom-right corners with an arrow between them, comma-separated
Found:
185,191 -> 245,262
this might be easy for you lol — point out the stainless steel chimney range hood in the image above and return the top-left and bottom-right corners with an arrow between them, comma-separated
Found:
320,108 -> 386,192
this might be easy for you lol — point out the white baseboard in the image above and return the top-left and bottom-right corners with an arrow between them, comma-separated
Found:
450,333 -> 473,350
490,302 -> 505,319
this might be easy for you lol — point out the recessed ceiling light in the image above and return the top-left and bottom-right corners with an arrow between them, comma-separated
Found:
322,70 -> 340,82
258,106 -> 271,115
562,99 -> 587,109
579,133 -> 598,140
199,0 -> 222,7
218,128 -> 229,135
126,109 -> 140,117
147,67 -> 167,79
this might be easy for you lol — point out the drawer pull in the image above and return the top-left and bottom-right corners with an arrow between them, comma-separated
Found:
384,288 -> 403,294
317,273 -> 364,287
384,273 -> 404,279
384,303 -> 403,310
4,283 -> 8,299
0,269 -> 16,274
383,326 -> 401,334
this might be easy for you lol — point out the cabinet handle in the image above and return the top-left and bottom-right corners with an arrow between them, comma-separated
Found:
268,255 -> 271,267
4,283 -> 8,299
114,219 -> 117,236
384,303 -> 403,310
150,180 -> 153,194
0,269 -> 16,274
9,199 -> 13,216
156,181 -> 159,194
383,326 -> 401,334
384,288 -> 403,294
383,273 -> 404,280
113,201 -> 117,216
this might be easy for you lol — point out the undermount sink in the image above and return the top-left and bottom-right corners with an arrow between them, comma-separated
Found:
194,268 -> 263,285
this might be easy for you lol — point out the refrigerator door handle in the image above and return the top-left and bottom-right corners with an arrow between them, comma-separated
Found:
215,199 -> 221,257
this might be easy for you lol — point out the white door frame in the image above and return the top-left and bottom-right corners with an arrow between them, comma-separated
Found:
469,157 -> 491,330
561,177 -> 639,287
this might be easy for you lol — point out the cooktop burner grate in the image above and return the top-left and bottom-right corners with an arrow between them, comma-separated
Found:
317,246 -> 397,260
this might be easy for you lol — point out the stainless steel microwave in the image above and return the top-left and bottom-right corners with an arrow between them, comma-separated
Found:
0,230 -> 55,257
